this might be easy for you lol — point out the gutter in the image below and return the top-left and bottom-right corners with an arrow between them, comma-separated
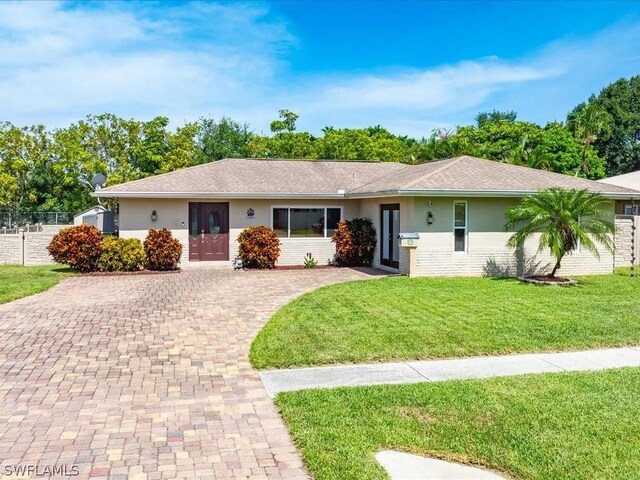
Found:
92,191 -> 348,200
396,189 -> 640,200
94,188 -> 640,201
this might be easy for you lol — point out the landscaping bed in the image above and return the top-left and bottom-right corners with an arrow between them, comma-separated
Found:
251,273 -> 640,369
276,368 -> 640,480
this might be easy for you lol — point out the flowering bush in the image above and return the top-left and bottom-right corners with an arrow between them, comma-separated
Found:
47,224 -> 103,272
96,237 -> 145,272
144,228 -> 183,270
237,226 -> 281,269
331,217 -> 377,266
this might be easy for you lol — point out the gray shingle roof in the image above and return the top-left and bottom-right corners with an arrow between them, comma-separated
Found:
350,156 -> 640,195
97,158 -> 407,196
599,170 -> 640,190
96,156 -> 640,198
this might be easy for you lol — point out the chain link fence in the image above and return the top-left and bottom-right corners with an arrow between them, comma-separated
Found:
0,212 -> 74,228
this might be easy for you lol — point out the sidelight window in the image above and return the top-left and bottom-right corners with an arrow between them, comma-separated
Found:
272,207 -> 342,238
453,201 -> 467,253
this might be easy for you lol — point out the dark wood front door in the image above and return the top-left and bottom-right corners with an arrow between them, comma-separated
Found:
189,202 -> 229,261
380,204 -> 400,268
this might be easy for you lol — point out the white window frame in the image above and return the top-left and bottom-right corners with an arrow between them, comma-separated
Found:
453,201 -> 468,254
271,205 -> 343,239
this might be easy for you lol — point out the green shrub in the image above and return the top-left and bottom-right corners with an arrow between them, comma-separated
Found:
144,228 -> 182,270
331,217 -> 377,266
47,224 -> 103,272
237,226 -> 281,269
96,237 -> 145,272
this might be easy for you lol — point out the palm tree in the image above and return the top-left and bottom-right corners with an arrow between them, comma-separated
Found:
505,188 -> 615,278
504,135 -> 552,171
567,104 -> 611,176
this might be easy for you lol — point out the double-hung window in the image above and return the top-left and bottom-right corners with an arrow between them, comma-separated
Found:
272,207 -> 342,238
453,201 -> 467,253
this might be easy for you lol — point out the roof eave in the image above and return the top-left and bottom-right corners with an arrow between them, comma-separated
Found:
395,189 -> 640,199
92,191 -> 348,200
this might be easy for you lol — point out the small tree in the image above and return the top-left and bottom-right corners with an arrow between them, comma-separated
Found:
505,188 -> 615,277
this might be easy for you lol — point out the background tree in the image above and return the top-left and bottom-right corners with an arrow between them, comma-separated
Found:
537,122 -> 605,178
194,117 -> 252,163
0,123 -> 46,214
475,110 -> 518,127
568,76 -> 640,175
317,126 -> 418,162
270,109 -> 299,133
566,103 -> 612,176
505,188 -> 615,277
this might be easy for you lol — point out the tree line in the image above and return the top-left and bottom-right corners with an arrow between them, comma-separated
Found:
0,75 -> 638,216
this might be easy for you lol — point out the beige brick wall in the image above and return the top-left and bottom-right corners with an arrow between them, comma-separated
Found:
0,234 -> 21,264
116,195 -> 617,276
24,233 -> 56,266
615,216 -> 639,267
118,198 -> 357,266
0,231 -> 56,265
409,197 -> 615,277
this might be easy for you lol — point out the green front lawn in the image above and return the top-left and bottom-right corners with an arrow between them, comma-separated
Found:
251,273 -> 640,369
0,264 -> 73,304
277,368 -> 640,480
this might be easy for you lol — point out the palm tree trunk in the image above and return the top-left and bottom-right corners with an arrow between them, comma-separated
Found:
575,143 -> 589,177
550,259 -> 562,277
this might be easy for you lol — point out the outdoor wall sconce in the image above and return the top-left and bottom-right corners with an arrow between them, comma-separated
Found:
151,210 -> 158,222
427,211 -> 434,225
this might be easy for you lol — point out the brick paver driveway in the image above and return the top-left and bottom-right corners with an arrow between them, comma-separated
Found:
0,267 -> 383,480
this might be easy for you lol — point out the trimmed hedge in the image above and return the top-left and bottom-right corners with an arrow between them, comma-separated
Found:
144,228 -> 182,270
237,226 -> 281,269
96,237 -> 145,272
331,217 -> 377,266
47,224 -> 103,272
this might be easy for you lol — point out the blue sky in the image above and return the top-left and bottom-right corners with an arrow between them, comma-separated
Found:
0,1 -> 639,137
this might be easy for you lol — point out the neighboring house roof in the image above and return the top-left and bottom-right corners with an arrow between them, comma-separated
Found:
95,156 -> 640,199
74,205 -> 108,218
599,170 -> 640,190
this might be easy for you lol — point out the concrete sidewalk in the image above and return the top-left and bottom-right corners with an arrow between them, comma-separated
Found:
259,346 -> 640,397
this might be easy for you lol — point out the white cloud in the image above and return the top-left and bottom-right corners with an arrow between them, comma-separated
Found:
0,1 -> 638,138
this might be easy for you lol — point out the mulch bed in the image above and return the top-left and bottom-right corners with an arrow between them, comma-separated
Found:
82,269 -> 181,277
518,275 -> 577,286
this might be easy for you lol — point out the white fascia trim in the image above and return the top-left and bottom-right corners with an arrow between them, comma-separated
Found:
92,191 -> 347,199
397,189 -> 640,200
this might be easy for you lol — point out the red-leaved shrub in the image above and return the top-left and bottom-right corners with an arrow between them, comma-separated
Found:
47,224 -> 103,272
237,226 -> 281,269
143,228 -> 183,270
331,217 -> 377,266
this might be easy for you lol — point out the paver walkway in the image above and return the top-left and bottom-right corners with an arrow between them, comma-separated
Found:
259,346 -> 640,397
0,267 -> 383,480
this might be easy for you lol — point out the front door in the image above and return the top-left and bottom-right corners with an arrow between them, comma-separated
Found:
380,204 -> 400,268
188,202 -> 229,261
